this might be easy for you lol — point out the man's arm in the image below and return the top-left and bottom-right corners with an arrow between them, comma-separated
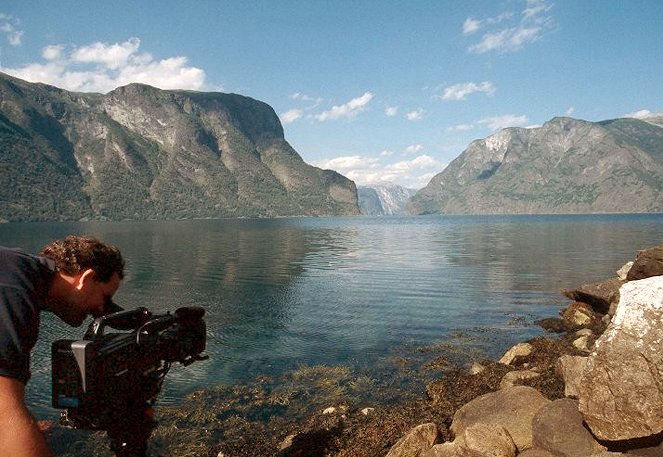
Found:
0,376 -> 53,457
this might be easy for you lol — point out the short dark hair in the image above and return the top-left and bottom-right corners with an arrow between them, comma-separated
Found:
39,235 -> 125,282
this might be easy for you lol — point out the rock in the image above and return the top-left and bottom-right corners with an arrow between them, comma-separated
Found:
555,355 -> 588,398
421,442 -> 462,457
626,244 -> 663,280
469,362 -> 485,375
386,422 -> 438,457
578,276 -> 663,441
572,334 -> 592,353
450,386 -> 551,452
361,407 -> 374,416
617,261 -> 634,280
499,370 -> 541,389
562,277 -> 625,315
518,448 -> 562,457
532,398 -> 606,456
460,422 -> 517,457
499,342 -> 534,365
278,434 -> 296,451
561,301 -> 597,328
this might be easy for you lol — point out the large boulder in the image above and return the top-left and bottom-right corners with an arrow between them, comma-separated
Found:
627,244 -> 663,280
450,386 -> 550,452
562,277 -> 625,315
385,423 -> 438,457
531,398 -> 606,456
578,276 -> 663,441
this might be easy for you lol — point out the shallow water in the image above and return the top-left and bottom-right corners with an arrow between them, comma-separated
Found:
1,214 -> 660,418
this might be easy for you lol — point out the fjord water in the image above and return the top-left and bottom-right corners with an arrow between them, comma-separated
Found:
2,214 -> 661,418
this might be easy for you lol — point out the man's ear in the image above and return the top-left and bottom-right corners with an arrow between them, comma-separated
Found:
75,268 -> 96,290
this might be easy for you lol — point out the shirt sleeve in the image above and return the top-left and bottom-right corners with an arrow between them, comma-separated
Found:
0,287 -> 39,384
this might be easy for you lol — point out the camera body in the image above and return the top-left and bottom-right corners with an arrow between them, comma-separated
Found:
52,306 -> 207,430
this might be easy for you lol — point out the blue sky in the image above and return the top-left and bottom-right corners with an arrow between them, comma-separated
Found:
1,1 -> 662,189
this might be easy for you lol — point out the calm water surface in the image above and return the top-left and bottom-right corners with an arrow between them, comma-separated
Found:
0,214 -> 661,418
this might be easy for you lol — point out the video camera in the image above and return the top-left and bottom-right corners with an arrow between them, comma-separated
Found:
51,306 -> 207,454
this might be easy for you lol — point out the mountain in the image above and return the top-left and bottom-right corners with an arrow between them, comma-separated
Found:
407,116 -> 663,215
0,73 -> 359,222
357,184 -> 417,215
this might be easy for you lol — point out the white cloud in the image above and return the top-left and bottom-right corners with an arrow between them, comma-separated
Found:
0,14 -> 23,46
463,18 -> 481,35
406,108 -> 425,121
313,153 -> 444,189
466,0 -> 554,54
478,114 -> 529,130
2,37 -> 206,93
565,107 -> 575,116
385,106 -> 398,117
280,109 -> 304,124
625,109 -> 663,119
71,38 -> 140,70
447,123 -> 475,132
442,81 -> 496,101
42,45 -> 64,61
313,92 -> 374,122
404,144 -> 423,154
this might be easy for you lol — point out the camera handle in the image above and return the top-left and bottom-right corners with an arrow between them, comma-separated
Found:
84,307 -> 152,339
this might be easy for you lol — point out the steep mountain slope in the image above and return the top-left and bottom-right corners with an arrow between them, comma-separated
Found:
407,117 -> 663,215
0,73 -> 359,221
358,184 -> 417,215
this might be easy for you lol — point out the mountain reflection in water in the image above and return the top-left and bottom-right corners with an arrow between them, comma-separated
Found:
1,214 -> 661,419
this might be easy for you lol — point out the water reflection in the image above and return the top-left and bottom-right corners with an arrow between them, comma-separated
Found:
0,214 -> 660,419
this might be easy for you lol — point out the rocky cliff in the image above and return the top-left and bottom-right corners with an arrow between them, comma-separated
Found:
357,184 -> 417,216
0,72 -> 359,221
407,116 -> 663,215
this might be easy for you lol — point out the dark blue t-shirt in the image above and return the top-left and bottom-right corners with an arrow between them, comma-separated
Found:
0,247 -> 55,384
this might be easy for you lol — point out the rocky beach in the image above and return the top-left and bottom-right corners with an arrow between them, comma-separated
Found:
49,244 -> 663,457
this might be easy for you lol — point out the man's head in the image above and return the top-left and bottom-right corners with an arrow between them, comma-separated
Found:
40,235 -> 125,326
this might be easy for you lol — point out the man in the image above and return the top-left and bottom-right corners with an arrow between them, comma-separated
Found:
0,235 -> 125,457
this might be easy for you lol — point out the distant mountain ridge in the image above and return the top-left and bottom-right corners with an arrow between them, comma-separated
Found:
357,184 -> 417,215
0,72 -> 359,221
407,116 -> 663,214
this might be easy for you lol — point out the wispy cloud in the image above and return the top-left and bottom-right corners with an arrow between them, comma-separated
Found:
2,37 -> 206,92
404,144 -> 423,154
466,0 -> 555,54
313,92 -> 374,122
0,13 -> 23,46
406,108 -> 425,121
280,109 -> 304,124
448,114 -> 529,132
385,106 -> 398,117
478,114 -> 529,130
313,152 -> 445,189
462,18 -> 481,35
441,81 -> 496,101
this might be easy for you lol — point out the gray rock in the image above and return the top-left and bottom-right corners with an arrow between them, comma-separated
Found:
451,386 -> 550,452
626,244 -> 663,280
532,398 -> 606,456
555,355 -> 588,398
578,276 -> 663,441
386,422 -> 438,457
617,261 -> 634,280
